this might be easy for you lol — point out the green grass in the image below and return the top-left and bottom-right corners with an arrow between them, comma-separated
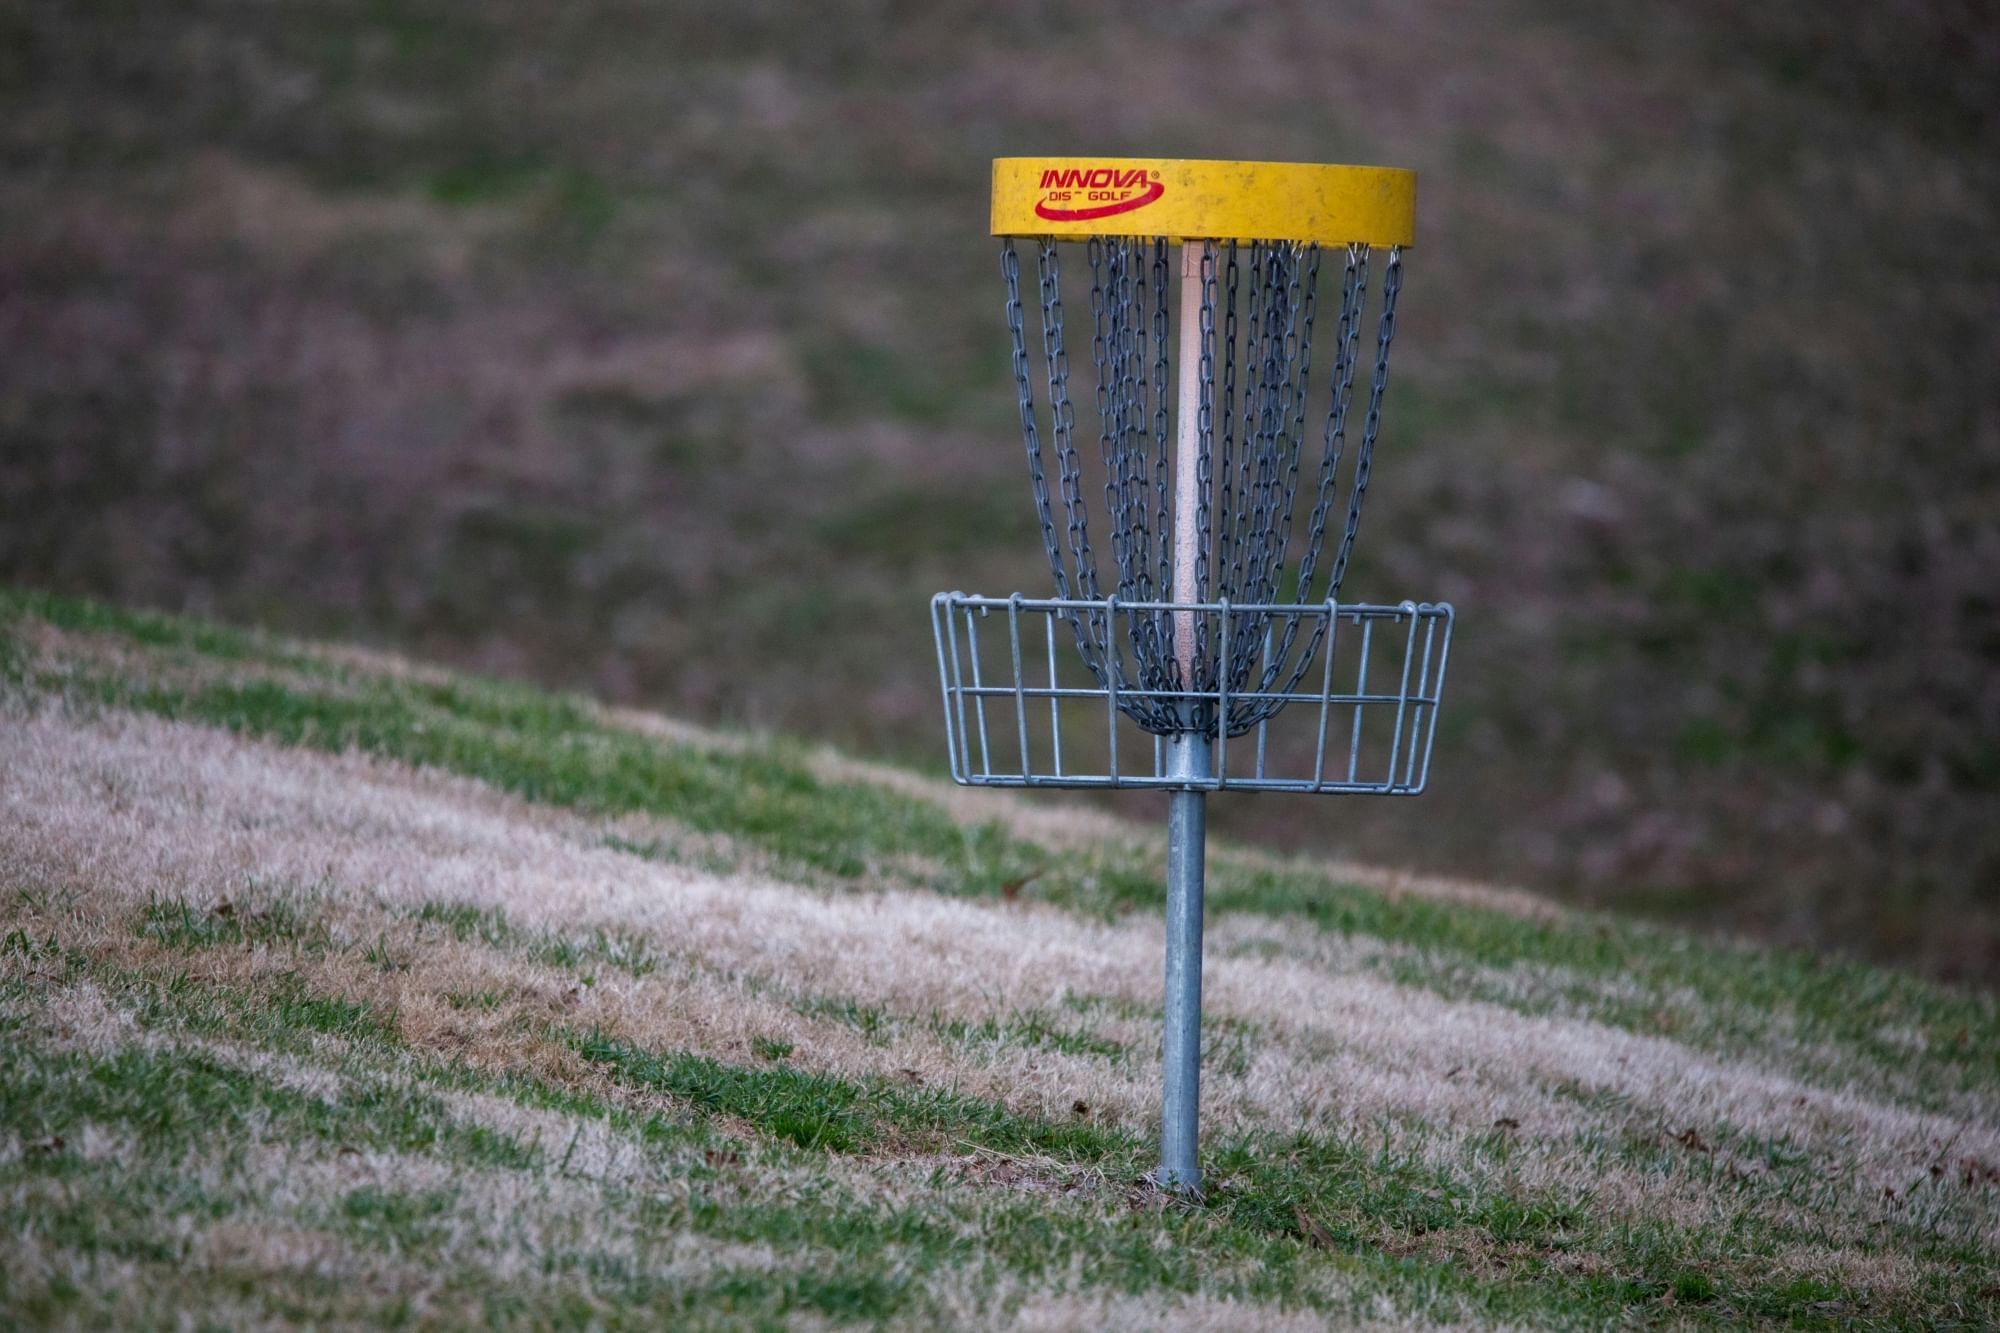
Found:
409,899 -> 660,979
938,1010 -> 1130,1062
3,588 -> 1997,1327
1,1043 -> 537,1175
576,1030 -> 1128,1164
134,890 -> 335,955
4,595 -> 1028,888
6,588 -> 1991,1113
8,947 -> 1959,1327
4,936 -> 1993,1328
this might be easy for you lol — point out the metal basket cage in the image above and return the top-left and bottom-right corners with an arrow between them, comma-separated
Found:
932,592 -> 1453,793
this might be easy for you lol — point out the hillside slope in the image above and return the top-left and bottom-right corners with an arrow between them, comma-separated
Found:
3,0 -> 1995,976
2,590 -> 1997,1328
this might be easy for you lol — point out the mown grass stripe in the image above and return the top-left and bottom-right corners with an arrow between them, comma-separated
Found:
5,940 -> 1988,1328
4,591 -> 1995,1111
568,1029 -> 1973,1327
1,1043 -> 539,1173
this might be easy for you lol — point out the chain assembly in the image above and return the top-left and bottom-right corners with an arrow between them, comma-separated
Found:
1001,236 -> 1404,737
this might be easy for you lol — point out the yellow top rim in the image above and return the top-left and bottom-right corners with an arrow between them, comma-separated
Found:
991,157 -> 1416,248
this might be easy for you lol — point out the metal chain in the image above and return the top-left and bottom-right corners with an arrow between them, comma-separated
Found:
1096,241 -> 1169,716
1150,239 -> 1172,605
1325,246 -> 1400,599
1188,241 -> 1218,691
1000,237 -> 1404,738
1206,244 -> 1238,641
1022,241 -> 1115,696
1259,243 -> 1320,605
1240,243 -> 1307,607
1009,239 -> 1122,709
1037,240 -> 1096,607
1233,243 -> 1324,725
1124,239 -> 1176,722
1115,243 -> 1150,608
1087,241 -> 1129,601
1160,239 -> 1168,596
1219,243 -> 1264,615
1239,244 -> 1366,717
1002,240 -> 1064,605
1297,244 -> 1370,602
1221,242 -> 1329,731
1223,246 -> 1400,736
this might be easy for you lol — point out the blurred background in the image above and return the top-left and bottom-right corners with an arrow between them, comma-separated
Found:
2,1 -> 1995,979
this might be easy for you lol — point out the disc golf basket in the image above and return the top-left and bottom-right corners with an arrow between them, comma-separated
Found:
930,158 -> 1454,1192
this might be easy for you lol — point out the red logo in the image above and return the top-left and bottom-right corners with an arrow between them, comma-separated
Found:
1034,167 -> 1165,222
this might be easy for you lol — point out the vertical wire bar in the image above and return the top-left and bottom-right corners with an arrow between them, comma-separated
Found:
1413,609 -> 1454,792
1046,608 -> 1064,779
1007,596 -> 1031,780
944,599 -> 972,783
1347,618 -> 1373,784
1381,606 -> 1421,792
965,607 -> 993,778
1254,620 -> 1274,780
1104,596 -> 1121,782
1214,598 -> 1231,783
1310,599 -> 1339,791
1401,612 -> 1440,790
933,596 -> 963,782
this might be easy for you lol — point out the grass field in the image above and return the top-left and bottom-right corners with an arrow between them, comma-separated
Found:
3,587 -> 1996,1328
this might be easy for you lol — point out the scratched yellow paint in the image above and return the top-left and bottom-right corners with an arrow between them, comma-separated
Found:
991,157 -> 1416,247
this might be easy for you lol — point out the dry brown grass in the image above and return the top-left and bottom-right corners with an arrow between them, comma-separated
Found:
6,701 -> 1995,1276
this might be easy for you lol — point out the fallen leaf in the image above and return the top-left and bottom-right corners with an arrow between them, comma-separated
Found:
1294,1206 -> 1336,1251
999,869 -> 1045,902
211,901 -> 235,918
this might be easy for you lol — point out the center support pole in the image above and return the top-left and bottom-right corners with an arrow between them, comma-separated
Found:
1158,241 -> 1210,1194
1160,735 -> 1211,1191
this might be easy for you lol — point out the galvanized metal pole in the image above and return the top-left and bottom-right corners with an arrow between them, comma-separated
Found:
1160,735 -> 1210,1191
1159,242 -> 1210,1193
